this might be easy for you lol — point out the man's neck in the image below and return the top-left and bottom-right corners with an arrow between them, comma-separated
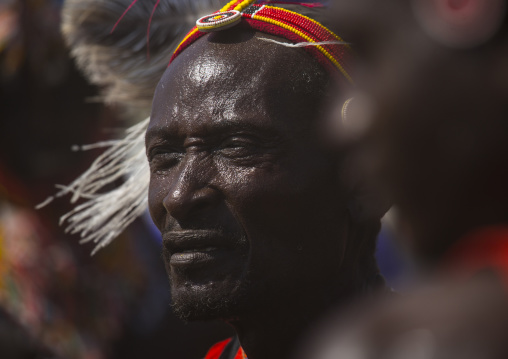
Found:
234,315 -> 308,359
224,279 -> 366,359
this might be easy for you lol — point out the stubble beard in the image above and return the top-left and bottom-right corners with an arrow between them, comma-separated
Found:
163,231 -> 254,322
169,274 -> 253,322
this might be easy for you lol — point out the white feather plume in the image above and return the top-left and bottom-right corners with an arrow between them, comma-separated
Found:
37,118 -> 150,255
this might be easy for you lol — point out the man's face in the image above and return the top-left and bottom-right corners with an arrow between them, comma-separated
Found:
147,30 -> 350,321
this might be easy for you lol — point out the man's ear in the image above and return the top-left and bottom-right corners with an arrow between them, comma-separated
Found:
343,157 -> 391,223
330,95 -> 391,222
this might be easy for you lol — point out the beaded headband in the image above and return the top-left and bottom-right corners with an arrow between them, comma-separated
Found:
174,0 -> 354,84
40,0 -> 355,254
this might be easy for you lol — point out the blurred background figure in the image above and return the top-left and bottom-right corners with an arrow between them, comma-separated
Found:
300,0 -> 508,358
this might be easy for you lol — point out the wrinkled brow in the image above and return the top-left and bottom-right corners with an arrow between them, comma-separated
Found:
145,119 -> 285,147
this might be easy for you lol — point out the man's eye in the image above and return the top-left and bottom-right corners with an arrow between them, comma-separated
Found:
148,148 -> 182,171
218,138 -> 258,158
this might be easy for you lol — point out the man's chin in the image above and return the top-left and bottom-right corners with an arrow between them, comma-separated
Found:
170,281 -> 247,322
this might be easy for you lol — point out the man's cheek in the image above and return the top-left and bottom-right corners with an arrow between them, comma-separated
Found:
148,177 -> 168,231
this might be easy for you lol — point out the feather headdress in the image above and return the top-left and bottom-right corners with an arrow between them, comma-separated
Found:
61,0 -> 224,108
39,0 -> 224,254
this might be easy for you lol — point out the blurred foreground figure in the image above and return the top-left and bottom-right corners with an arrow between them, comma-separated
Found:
301,0 -> 508,358
332,0 -> 508,265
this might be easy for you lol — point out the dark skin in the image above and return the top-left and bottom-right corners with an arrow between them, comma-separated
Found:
332,0 -> 508,266
147,29 -> 373,359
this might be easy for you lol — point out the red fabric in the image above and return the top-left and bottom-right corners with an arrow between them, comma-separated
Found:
204,338 -> 248,359
204,338 -> 232,359
234,347 -> 246,359
445,226 -> 508,288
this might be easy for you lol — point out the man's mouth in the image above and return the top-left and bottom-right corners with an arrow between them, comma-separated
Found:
163,229 -> 243,268
179,247 -> 218,253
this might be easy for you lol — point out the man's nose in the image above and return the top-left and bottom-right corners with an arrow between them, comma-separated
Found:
162,156 -> 220,221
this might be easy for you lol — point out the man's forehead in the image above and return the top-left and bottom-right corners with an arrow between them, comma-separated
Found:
150,57 -> 271,135
149,91 -> 274,131
159,30 -> 305,91
149,29 -> 328,138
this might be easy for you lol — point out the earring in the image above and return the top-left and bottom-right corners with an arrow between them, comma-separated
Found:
341,97 -> 355,124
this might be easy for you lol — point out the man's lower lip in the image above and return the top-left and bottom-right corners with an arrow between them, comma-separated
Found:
170,248 -> 229,267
